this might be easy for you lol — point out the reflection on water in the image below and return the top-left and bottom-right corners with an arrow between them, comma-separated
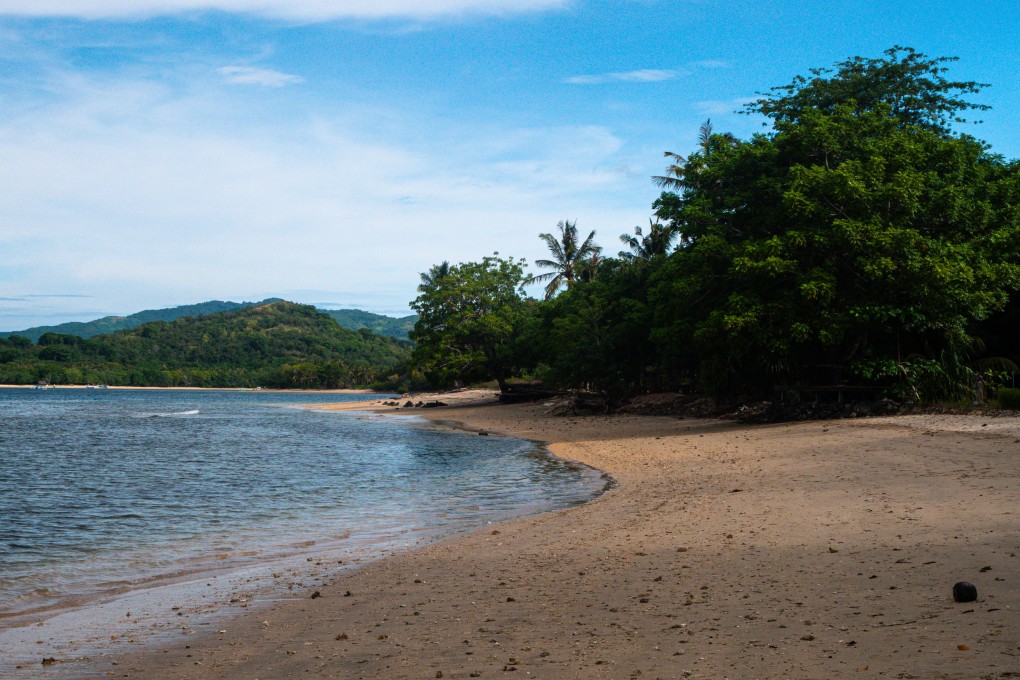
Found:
0,389 -> 603,626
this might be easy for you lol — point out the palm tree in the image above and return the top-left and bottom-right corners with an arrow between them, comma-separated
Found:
619,219 -> 679,261
418,261 -> 451,292
526,220 -> 601,299
577,251 -> 603,284
652,119 -> 738,190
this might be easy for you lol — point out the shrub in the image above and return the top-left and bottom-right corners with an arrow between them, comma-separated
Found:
997,388 -> 1020,410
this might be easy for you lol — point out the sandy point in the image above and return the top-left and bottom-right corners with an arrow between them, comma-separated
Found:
54,401 -> 1020,678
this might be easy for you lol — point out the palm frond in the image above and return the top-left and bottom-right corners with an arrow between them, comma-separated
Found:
525,271 -> 558,284
577,230 -> 601,259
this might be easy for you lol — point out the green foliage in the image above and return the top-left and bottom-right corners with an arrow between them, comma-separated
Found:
0,299 -> 274,343
322,309 -> 417,341
997,388 -> 1020,410
618,219 -> 678,262
1,299 -> 417,344
0,302 -> 409,389
524,259 -> 658,396
643,48 -> 1019,400
411,255 -> 531,392
488,47 -> 1017,403
526,220 -> 602,299
746,46 -> 990,134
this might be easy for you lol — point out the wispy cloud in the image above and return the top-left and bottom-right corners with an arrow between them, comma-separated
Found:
0,70 -> 649,329
694,96 -> 757,115
218,66 -> 303,87
565,69 -> 682,85
0,0 -> 571,21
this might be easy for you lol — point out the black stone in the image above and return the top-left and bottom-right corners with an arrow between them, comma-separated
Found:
953,581 -> 978,602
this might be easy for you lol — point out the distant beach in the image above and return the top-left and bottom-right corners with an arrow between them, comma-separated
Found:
79,397 -> 1019,679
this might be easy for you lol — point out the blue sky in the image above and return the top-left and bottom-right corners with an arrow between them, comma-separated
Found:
1,0 -> 1018,330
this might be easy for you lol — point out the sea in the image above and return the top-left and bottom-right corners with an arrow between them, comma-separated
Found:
0,387 -> 606,672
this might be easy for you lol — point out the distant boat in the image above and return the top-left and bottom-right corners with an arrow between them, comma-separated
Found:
34,381 -> 52,390
86,384 -> 109,390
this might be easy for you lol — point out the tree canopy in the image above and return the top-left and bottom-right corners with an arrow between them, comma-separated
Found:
0,301 -> 411,389
411,48 -> 1019,404
746,46 -> 990,134
410,255 -> 530,392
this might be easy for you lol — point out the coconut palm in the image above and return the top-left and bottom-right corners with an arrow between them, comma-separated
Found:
577,251 -> 603,284
652,119 -> 738,190
418,261 -> 451,292
619,219 -> 679,261
526,220 -> 601,299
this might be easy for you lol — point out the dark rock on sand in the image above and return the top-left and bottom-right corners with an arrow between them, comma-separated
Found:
953,581 -> 978,602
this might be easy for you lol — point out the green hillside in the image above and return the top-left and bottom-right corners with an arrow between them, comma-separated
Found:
0,299 -> 279,343
0,301 -> 410,389
324,309 -> 416,340
2,300 -> 416,342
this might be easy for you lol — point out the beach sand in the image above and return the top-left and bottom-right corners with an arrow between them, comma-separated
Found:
74,398 -> 1020,678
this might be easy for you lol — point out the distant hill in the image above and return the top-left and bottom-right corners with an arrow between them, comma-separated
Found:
0,299 -> 280,343
0,301 -> 411,389
323,309 -> 416,340
2,299 -> 416,342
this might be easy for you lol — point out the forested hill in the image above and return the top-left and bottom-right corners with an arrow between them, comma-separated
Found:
2,300 -> 416,342
0,301 -> 411,389
323,309 -> 417,340
0,299 -> 277,343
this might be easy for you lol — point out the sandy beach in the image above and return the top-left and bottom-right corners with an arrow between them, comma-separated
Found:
64,395 -> 1020,678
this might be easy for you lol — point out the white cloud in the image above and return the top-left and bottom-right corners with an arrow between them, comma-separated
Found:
565,69 -> 682,85
0,71 -> 650,327
218,66 -> 303,87
0,0 -> 570,21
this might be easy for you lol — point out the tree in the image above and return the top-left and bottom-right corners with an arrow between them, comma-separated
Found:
410,255 -> 530,392
529,259 -> 657,395
652,119 -> 738,191
745,46 -> 990,134
649,47 -> 1019,400
526,220 -> 601,299
418,261 -> 451,291
619,219 -> 679,261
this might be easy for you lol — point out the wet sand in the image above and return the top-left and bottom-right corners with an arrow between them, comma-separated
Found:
54,399 -> 1020,677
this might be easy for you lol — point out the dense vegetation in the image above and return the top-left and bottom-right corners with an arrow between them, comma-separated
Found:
2,300 -> 416,343
411,48 -> 1020,404
323,309 -> 417,341
0,301 -> 411,389
0,299 -> 273,343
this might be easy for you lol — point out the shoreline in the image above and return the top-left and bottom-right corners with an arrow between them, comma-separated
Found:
0,393 -> 598,676
21,398 -> 1020,678
0,384 -> 380,393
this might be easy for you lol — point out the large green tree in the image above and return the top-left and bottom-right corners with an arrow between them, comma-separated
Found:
650,48 -> 1020,400
410,255 -> 531,392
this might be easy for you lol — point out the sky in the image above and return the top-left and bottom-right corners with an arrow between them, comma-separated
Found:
1,0 -> 1018,330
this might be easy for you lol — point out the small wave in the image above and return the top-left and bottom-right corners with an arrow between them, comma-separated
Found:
133,409 -> 200,418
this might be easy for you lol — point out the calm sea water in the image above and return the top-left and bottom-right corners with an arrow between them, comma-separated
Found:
0,388 -> 603,627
